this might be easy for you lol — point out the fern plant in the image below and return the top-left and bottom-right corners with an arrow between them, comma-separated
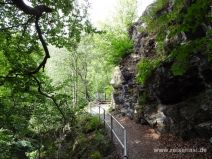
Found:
136,56 -> 164,84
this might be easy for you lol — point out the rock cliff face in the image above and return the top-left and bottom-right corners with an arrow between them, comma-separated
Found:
111,0 -> 212,140
111,20 -> 155,118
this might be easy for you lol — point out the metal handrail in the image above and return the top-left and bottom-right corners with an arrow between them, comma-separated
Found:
96,105 -> 128,159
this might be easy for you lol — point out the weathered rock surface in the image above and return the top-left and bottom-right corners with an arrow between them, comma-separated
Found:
111,0 -> 212,140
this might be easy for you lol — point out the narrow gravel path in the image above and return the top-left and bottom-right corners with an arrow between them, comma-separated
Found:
113,113 -> 211,159
114,114 -> 161,159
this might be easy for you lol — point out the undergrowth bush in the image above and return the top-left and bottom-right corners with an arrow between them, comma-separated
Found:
69,113 -> 113,159
90,151 -> 101,159
84,116 -> 102,133
36,112 -> 113,159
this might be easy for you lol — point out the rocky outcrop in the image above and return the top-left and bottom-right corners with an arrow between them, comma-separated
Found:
143,90 -> 212,139
111,20 -> 157,119
146,57 -> 212,105
110,54 -> 140,118
111,0 -> 212,140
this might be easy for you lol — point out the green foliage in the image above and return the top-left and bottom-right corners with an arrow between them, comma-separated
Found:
79,114 -> 102,133
69,113 -> 112,159
139,0 -> 212,77
113,0 -> 138,28
170,44 -> 191,76
0,52 -> 10,76
171,37 -> 211,75
136,56 -> 164,84
90,151 -> 101,159
98,30 -> 133,65
0,0 -> 137,158
46,38 -> 113,103
0,1 -> 98,158
180,0 -> 211,33
92,0 -> 137,65
141,0 -> 169,35
92,25 -> 133,65
0,129 -> 13,159
142,0 -> 211,38
139,91 -> 148,105
109,35 -> 133,64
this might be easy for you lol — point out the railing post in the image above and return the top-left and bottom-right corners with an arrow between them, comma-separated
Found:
124,129 -> 127,158
103,109 -> 105,127
110,115 -> 113,141
99,106 -> 101,121
91,104 -> 127,159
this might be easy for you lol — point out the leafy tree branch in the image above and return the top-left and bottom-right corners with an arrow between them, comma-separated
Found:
31,75 -> 67,124
9,0 -> 53,74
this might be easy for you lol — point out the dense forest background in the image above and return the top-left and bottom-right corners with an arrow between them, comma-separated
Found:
0,0 -> 138,158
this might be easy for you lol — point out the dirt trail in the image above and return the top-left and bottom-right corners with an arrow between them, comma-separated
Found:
113,113 -> 211,159
114,114 -> 161,159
